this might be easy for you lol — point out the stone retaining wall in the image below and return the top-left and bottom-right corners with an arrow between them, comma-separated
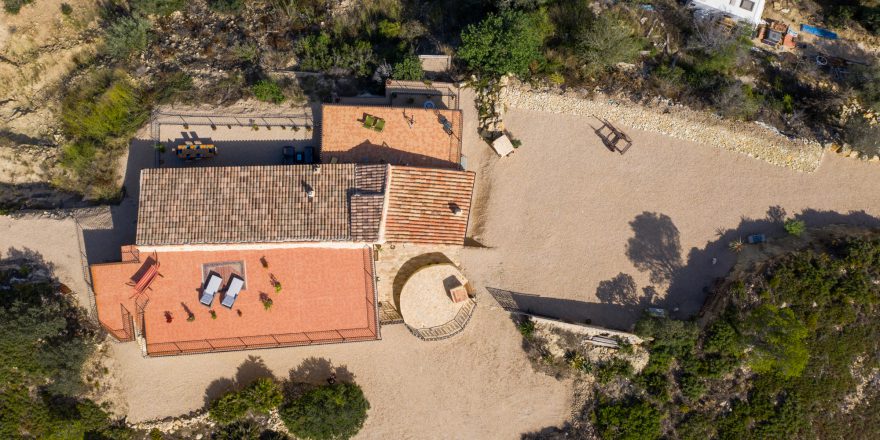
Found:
500,83 -> 825,172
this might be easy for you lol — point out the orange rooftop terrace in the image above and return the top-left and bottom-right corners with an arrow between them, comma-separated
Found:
320,104 -> 462,169
91,245 -> 378,356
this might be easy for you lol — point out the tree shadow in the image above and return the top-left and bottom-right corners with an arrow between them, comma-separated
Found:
595,272 -> 638,306
2,246 -> 55,274
625,212 -> 683,285
201,355 -> 274,408
662,207 -> 880,319
203,377 -> 235,408
235,355 -> 275,386
287,357 -> 354,385
490,207 -> 880,331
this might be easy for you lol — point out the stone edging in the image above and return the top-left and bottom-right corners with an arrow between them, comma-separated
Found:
500,83 -> 825,173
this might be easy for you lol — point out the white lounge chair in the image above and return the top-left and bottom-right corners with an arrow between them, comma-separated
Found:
221,276 -> 244,308
200,274 -> 222,306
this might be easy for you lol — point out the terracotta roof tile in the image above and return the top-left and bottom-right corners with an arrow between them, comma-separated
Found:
321,104 -> 462,169
385,166 -> 475,245
136,164 -> 387,246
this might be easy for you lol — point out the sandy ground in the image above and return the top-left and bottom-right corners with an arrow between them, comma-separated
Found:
461,108 -> 880,330
0,214 -> 90,305
110,306 -> 571,437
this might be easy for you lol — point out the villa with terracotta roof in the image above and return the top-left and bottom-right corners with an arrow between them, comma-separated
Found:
320,104 -> 463,169
89,163 -> 475,356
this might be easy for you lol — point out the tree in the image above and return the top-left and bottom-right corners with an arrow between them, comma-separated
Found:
0,256 -> 130,438
576,12 -> 643,76
457,10 -> 545,77
280,383 -> 370,440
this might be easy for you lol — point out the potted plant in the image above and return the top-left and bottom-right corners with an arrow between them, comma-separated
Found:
210,309 -> 217,319
260,294 -> 273,310
274,282 -> 282,294
187,313 -> 195,322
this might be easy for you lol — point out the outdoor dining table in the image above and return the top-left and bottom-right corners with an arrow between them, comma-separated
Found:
176,143 -> 217,160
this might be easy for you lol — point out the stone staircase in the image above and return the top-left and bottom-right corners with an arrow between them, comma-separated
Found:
407,298 -> 476,341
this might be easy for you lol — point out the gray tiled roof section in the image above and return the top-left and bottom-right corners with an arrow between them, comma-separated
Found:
136,164 -> 359,245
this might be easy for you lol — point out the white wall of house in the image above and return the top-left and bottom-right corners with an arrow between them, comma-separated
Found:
688,0 -> 766,25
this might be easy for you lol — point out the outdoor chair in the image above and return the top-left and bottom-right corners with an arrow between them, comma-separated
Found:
200,273 -> 222,306
372,118 -> 385,132
221,275 -> 244,308
363,114 -> 377,129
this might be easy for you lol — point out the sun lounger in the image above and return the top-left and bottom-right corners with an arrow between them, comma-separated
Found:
221,276 -> 244,308
200,273 -> 222,306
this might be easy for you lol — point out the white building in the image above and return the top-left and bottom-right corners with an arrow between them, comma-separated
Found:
688,0 -> 766,26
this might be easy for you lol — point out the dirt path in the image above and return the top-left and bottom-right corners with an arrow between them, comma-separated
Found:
461,108 -> 880,330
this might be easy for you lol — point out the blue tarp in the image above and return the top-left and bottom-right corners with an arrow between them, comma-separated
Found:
800,24 -> 838,40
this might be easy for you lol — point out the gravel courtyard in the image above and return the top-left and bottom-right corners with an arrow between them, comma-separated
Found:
461,107 -> 880,330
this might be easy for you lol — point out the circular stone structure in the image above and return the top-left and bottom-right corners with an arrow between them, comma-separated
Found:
399,264 -> 468,329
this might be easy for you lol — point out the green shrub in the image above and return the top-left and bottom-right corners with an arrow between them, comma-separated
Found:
784,219 -> 806,237
295,33 -> 375,77
843,115 -> 880,156
517,316 -> 536,338
208,377 -> 283,423
280,383 -> 370,440
103,16 -> 151,60
60,2 -> 73,15
208,0 -> 244,14
393,54 -> 424,81
742,304 -> 809,378
252,79 -> 285,104
244,377 -> 283,413
58,70 -> 148,198
378,19 -> 401,38
595,358 -> 633,384
61,72 -> 147,143
3,0 -> 33,14
576,12 -> 644,76
209,389 -> 250,424
593,399 -> 662,440
130,0 -> 186,16
213,419 -> 262,440
458,10 -> 546,77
